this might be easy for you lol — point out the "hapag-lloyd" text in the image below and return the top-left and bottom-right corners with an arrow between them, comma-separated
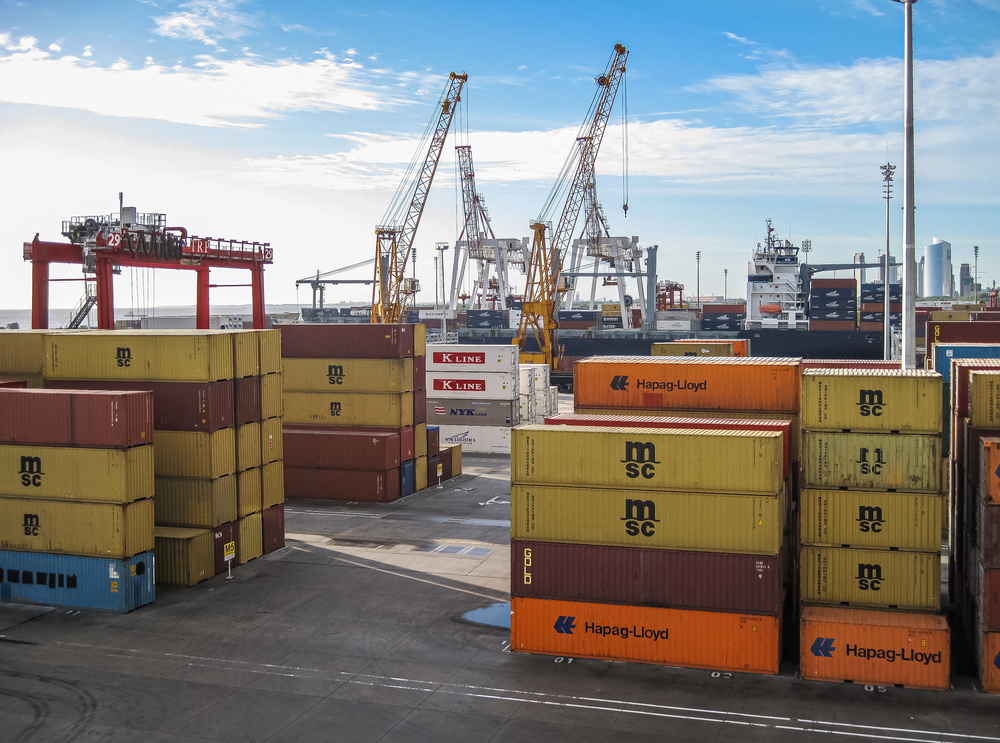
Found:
846,645 -> 942,664
585,622 -> 668,641
637,379 -> 707,392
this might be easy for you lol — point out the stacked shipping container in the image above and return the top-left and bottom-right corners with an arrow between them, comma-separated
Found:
810,279 -> 857,331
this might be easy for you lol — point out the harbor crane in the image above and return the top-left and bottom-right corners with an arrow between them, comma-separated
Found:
515,43 -> 628,367
371,72 -> 467,323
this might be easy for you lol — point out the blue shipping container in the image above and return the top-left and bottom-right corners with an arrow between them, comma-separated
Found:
601,315 -> 624,328
557,310 -> 600,322
400,460 -> 415,496
0,550 -> 154,613
933,343 -> 1000,383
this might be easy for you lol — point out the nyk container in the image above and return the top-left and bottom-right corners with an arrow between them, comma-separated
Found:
281,358 -> 414,392
284,467 -> 399,502
261,417 -> 283,463
801,432 -> 941,492
799,489 -> 942,552
511,485 -> 783,555
0,496 -> 154,558
278,324 -> 421,359
799,547 -> 940,611
800,369 -> 942,433
154,476 -> 237,527
154,526 -> 214,586
969,372 -> 1000,429
427,372 -> 518,400
0,389 -> 152,448
438,425 -> 511,454
426,344 -> 519,373
0,548 -> 154,612
573,356 -> 801,413
261,460 -> 284,508
262,503 -> 285,553
237,467 -> 262,517
0,444 -> 153,503
799,606 -> 949,690
238,513 -> 263,564
651,342 -> 733,357
283,430 -> 400,471
511,597 -> 781,674
511,540 -> 784,614
933,344 -> 1000,383
236,422 -> 262,471
45,331 -> 235,382
512,426 -> 783,496
283,391 -> 414,428
154,429 -> 236,478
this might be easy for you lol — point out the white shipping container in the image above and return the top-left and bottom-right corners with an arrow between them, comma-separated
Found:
438,425 -> 511,454
656,320 -> 693,331
508,310 -> 522,330
426,371 -> 518,400
427,344 -> 519,373
549,385 -> 559,416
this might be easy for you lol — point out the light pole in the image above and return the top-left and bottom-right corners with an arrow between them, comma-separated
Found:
893,0 -> 918,368
696,251 -> 702,311
724,268 -> 728,302
975,245 -> 980,304
881,162 -> 895,360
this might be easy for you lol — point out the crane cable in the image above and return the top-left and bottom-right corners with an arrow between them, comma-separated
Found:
621,66 -> 629,217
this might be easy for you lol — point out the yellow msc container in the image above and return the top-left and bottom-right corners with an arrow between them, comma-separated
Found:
282,358 -> 414,393
262,460 -> 284,508
512,425 -> 783,495
155,429 -> 236,479
969,371 -> 1000,429
801,369 -> 942,433
0,330 -> 48,374
801,432 -> 941,492
0,444 -> 153,503
800,546 -> 940,612
237,422 -> 261,471
260,417 -> 283,464
0,496 -> 153,558
651,342 -> 733,357
257,329 -> 281,375
261,373 -> 283,419
237,467 -> 262,517
231,331 -> 260,378
45,331 -> 234,382
414,323 -> 426,357
415,422 -> 427,458
153,476 -> 237,528
154,526 -> 214,586
238,512 -> 263,563
512,485 -> 784,555
799,489 -> 943,552
416,455 -> 428,491
283,391 -> 414,428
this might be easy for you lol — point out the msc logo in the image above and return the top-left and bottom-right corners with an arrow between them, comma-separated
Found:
116,347 -> 132,368
810,637 -> 836,657
856,447 -> 885,475
609,375 -> 629,391
621,498 -> 660,537
857,563 -> 883,591
23,513 -> 40,536
19,456 -> 43,487
327,365 -> 345,385
553,616 -> 576,634
856,506 -> 885,533
857,389 -> 884,417
329,402 -> 342,417
622,441 -> 659,479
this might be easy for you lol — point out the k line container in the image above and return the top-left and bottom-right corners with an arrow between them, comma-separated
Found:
237,467 -> 262,517
44,379 -> 234,432
282,430 -> 400,471
45,331 -> 235,382
261,417 -> 283,463
257,329 -> 282,375
281,358 -> 414,392
211,521 -> 238,575
427,372 -> 518,400
651,342 -> 733,357
261,460 -> 284,508
261,373 -> 282,419
0,548 -> 154,612
154,476 -> 237,527
262,503 -> 285,553
799,606 -> 949,690
279,324 -> 418,359
933,344 -> 1000,383
283,391 -> 414,428
426,344 -> 519,373
154,526 -> 214,586
511,540 -> 784,614
800,369 -> 942,433
238,513 -> 263,564
284,467 -> 399,502
573,356 -> 801,413
512,426 -> 783,495
512,485 -> 783,555
511,597 -> 781,674
799,547 -> 940,612
969,372 -> 1000,429
0,389 -> 153,448
438,425 -> 511,454
155,428 -> 236,478
799,489 -> 942,551
236,422 -> 262,471
0,444 -> 153,503
0,496 -> 153,558
801,432 -> 941,492
234,376 -> 261,425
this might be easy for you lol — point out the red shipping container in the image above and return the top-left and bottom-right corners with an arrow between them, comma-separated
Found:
212,521 -> 239,576
439,445 -> 453,481
703,304 -> 745,314
0,388 -> 152,448
800,359 -> 901,369
812,279 -> 857,288
413,388 -> 427,425
0,381 -> 27,388
284,467 -> 400,502
810,321 -> 856,331
413,354 -> 426,390
284,424 -> 413,462
279,324 -> 416,359
282,429 -> 400,470
858,322 -> 883,332
558,320 -> 596,330
428,455 -> 442,486
511,540 -> 784,615
235,376 -> 262,426
928,321 -> 1000,348
262,503 -> 285,554
45,379 -> 234,432
983,568 -> 1000,631
952,360 -> 1000,417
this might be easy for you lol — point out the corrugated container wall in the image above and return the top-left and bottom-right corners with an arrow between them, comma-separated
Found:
154,429 -> 236,478
969,372 -> 1000,429
0,389 -> 153,448
154,476 -> 237,527
238,513 -> 263,564
153,526 -> 214,586
0,445 -> 153,503
283,430 -> 400,471
800,369 -> 942,433
799,547 -> 940,611
283,391 -> 414,428
801,432 -> 941,492
279,324 -> 417,359
282,358 -> 414,392
799,489 -> 942,552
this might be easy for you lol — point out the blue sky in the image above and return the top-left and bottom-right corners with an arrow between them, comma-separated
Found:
1,0 -> 997,311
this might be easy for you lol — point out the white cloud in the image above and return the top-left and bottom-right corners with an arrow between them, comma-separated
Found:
82,45 -> 92,57
153,0 -> 256,46
6,36 -> 38,51
722,31 -> 756,45
849,0 -> 885,17
48,43 -> 61,52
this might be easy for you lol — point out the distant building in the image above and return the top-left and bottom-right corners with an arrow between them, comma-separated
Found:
918,257 -> 925,298
854,253 -> 866,286
923,238 -> 953,298
878,254 -> 900,285
960,263 -> 973,297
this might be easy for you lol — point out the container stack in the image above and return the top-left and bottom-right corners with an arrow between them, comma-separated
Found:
0,330 -> 48,388
797,369 -> 950,690
651,341 -> 734,357
810,278 -> 857,331
858,283 -> 902,331
700,304 -> 746,332
425,344 -> 519,454
519,363 -> 552,424
0,387 -> 155,611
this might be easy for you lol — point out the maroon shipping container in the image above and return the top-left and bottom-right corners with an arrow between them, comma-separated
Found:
45,379 -> 234,432
983,568 -> 1000,631
235,376 -> 262,426
428,455 -> 441,486
413,388 -> 426,425
439,445 -> 452,481
427,427 -> 440,457
703,304 -> 746,314
284,467 -> 400,502
559,320 -> 596,330
511,540 -> 785,616
810,320 -> 857,331
812,279 -> 857,288
800,359 -> 902,369
952,360 -> 1000,417
212,521 -> 239,575
0,381 -> 27,388
928,321 -> 1000,348
982,500 -> 1000,569
858,322 -> 883,332
262,503 -> 285,554
0,388 -> 153,448
282,429 -> 400,471
279,324 -> 416,359
284,424 -> 413,462
413,354 -> 426,390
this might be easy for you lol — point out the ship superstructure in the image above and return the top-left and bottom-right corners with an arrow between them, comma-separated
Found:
745,219 -> 810,330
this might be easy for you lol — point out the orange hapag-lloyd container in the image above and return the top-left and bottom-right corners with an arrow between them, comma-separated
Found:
983,631 -> 1000,693
573,356 -> 801,413
800,606 -> 950,690
510,596 -> 781,674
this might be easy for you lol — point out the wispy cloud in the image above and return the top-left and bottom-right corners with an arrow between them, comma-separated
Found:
153,0 -> 257,46
720,30 -> 793,63
849,0 -> 885,17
